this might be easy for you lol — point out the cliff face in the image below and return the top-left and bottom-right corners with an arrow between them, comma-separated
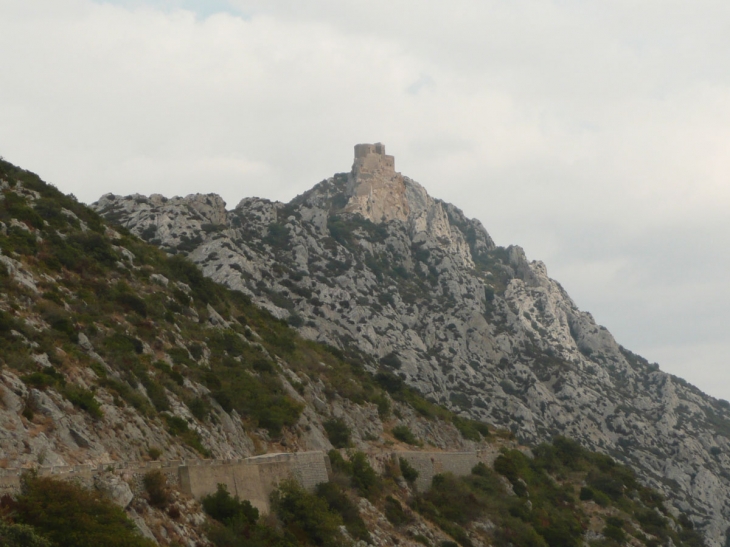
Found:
94,143 -> 730,546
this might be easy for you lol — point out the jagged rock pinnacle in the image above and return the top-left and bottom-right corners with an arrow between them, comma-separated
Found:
345,143 -> 411,223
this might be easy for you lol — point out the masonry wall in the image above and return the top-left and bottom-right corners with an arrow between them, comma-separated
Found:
179,452 -> 329,513
0,448 -> 498,510
394,447 -> 501,491
396,451 -> 478,491
179,460 -> 266,511
0,451 -> 329,514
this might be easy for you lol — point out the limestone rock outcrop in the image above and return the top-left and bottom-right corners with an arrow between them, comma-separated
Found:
94,143 -> 730,546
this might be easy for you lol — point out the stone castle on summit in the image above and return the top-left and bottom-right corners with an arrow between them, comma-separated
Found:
345,142 -> 409,223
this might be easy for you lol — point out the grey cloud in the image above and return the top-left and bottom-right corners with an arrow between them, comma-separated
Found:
0,0 -> 728,398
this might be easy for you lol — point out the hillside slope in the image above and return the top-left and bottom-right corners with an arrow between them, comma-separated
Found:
94,143 -> 730,546
0,157 -> 490,545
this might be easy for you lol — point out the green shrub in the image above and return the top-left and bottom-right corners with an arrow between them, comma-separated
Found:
63,386 -> 103,419
0,309 -> 21,337
187,396 -> 210,421
384,495 -> 411,526
380,352 -> 402,369
0,521 -> 53,547
328,449 -> 351,474
22,369 -> 65,390
49,315 -> 78,342
164,415 -> 209,456
579,486 -> 593,501
33,197 -> 68,227
102,333 -> 143,358
263,222 -> 290,249
315,482 -> 371,542
636,508 -> 668,537
2,225 -> 38,255
100,378 -> 151,415
114,292 -> 148,317
270,479 -> 344,547
287,313 -> 305,327
593,490 -> 610,507
74,232 -> 118,266
349,451 -> 381,499
165,254 -> 219,304
399,457 -> 419,484
453,416 -> 490,441
412,534 -> 431,546
603,523 -> 626,542
202,484 -> 259,525
323,418 -> 351,448
392,424 -> 421,446
143,470 -> 170,508
326,450 -> 380,499
586,469 -> 625,501
204,358 -> 302,436
139,374 -> 170,412
12,473 -> 156,547
4,192 -> 44,229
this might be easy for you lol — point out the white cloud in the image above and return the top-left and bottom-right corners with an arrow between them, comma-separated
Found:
0,0 -> 728,398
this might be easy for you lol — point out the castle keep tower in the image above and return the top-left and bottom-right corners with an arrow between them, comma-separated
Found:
345,143 -> 409,223
353,143 -> 395,173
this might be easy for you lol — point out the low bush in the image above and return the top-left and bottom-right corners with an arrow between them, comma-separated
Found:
164,415 -> 210,456
270,479 -> 345,547
327,450 -> 381,499
392,424 -> 421,446
384,495 -> 411,526
315,482 -> 371,542
399,457 -> 419,484
349,451 -> 381,499
452,416 -> 490,441
63,386 -> 103,419
0,521 -> 53,547
323,418 -> 351,448
202,484 -> 259,526
10,473 -> 155,547
143,470 -> 170,508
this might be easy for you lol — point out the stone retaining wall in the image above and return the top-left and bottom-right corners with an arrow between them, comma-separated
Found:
397,451 -> 480,491
0,447 -> 498,510
0,452 -> 328,513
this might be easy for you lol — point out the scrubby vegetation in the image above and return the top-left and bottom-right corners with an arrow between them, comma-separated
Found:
0,158 -> 500,546
0,474 -> 155,547
410,437 -> 705,547
202,479 -> 355,547
0,159 -> 489,456
143,470 -> 170,508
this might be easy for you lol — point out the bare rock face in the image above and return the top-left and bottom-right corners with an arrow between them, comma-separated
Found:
94,144 -> 730,546
94,472 -> 134,508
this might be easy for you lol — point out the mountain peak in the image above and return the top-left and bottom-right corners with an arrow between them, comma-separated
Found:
344,142 -> 411,223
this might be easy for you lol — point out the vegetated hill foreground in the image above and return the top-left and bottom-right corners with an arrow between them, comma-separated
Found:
0,155 -> 711,547
93,144 -> 730,547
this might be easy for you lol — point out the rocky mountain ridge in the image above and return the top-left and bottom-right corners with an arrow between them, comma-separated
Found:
0,157 -> 502,546
95,143 -> 730,546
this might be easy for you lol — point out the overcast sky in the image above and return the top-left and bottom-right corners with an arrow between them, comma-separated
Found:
1,0 -> 729,400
